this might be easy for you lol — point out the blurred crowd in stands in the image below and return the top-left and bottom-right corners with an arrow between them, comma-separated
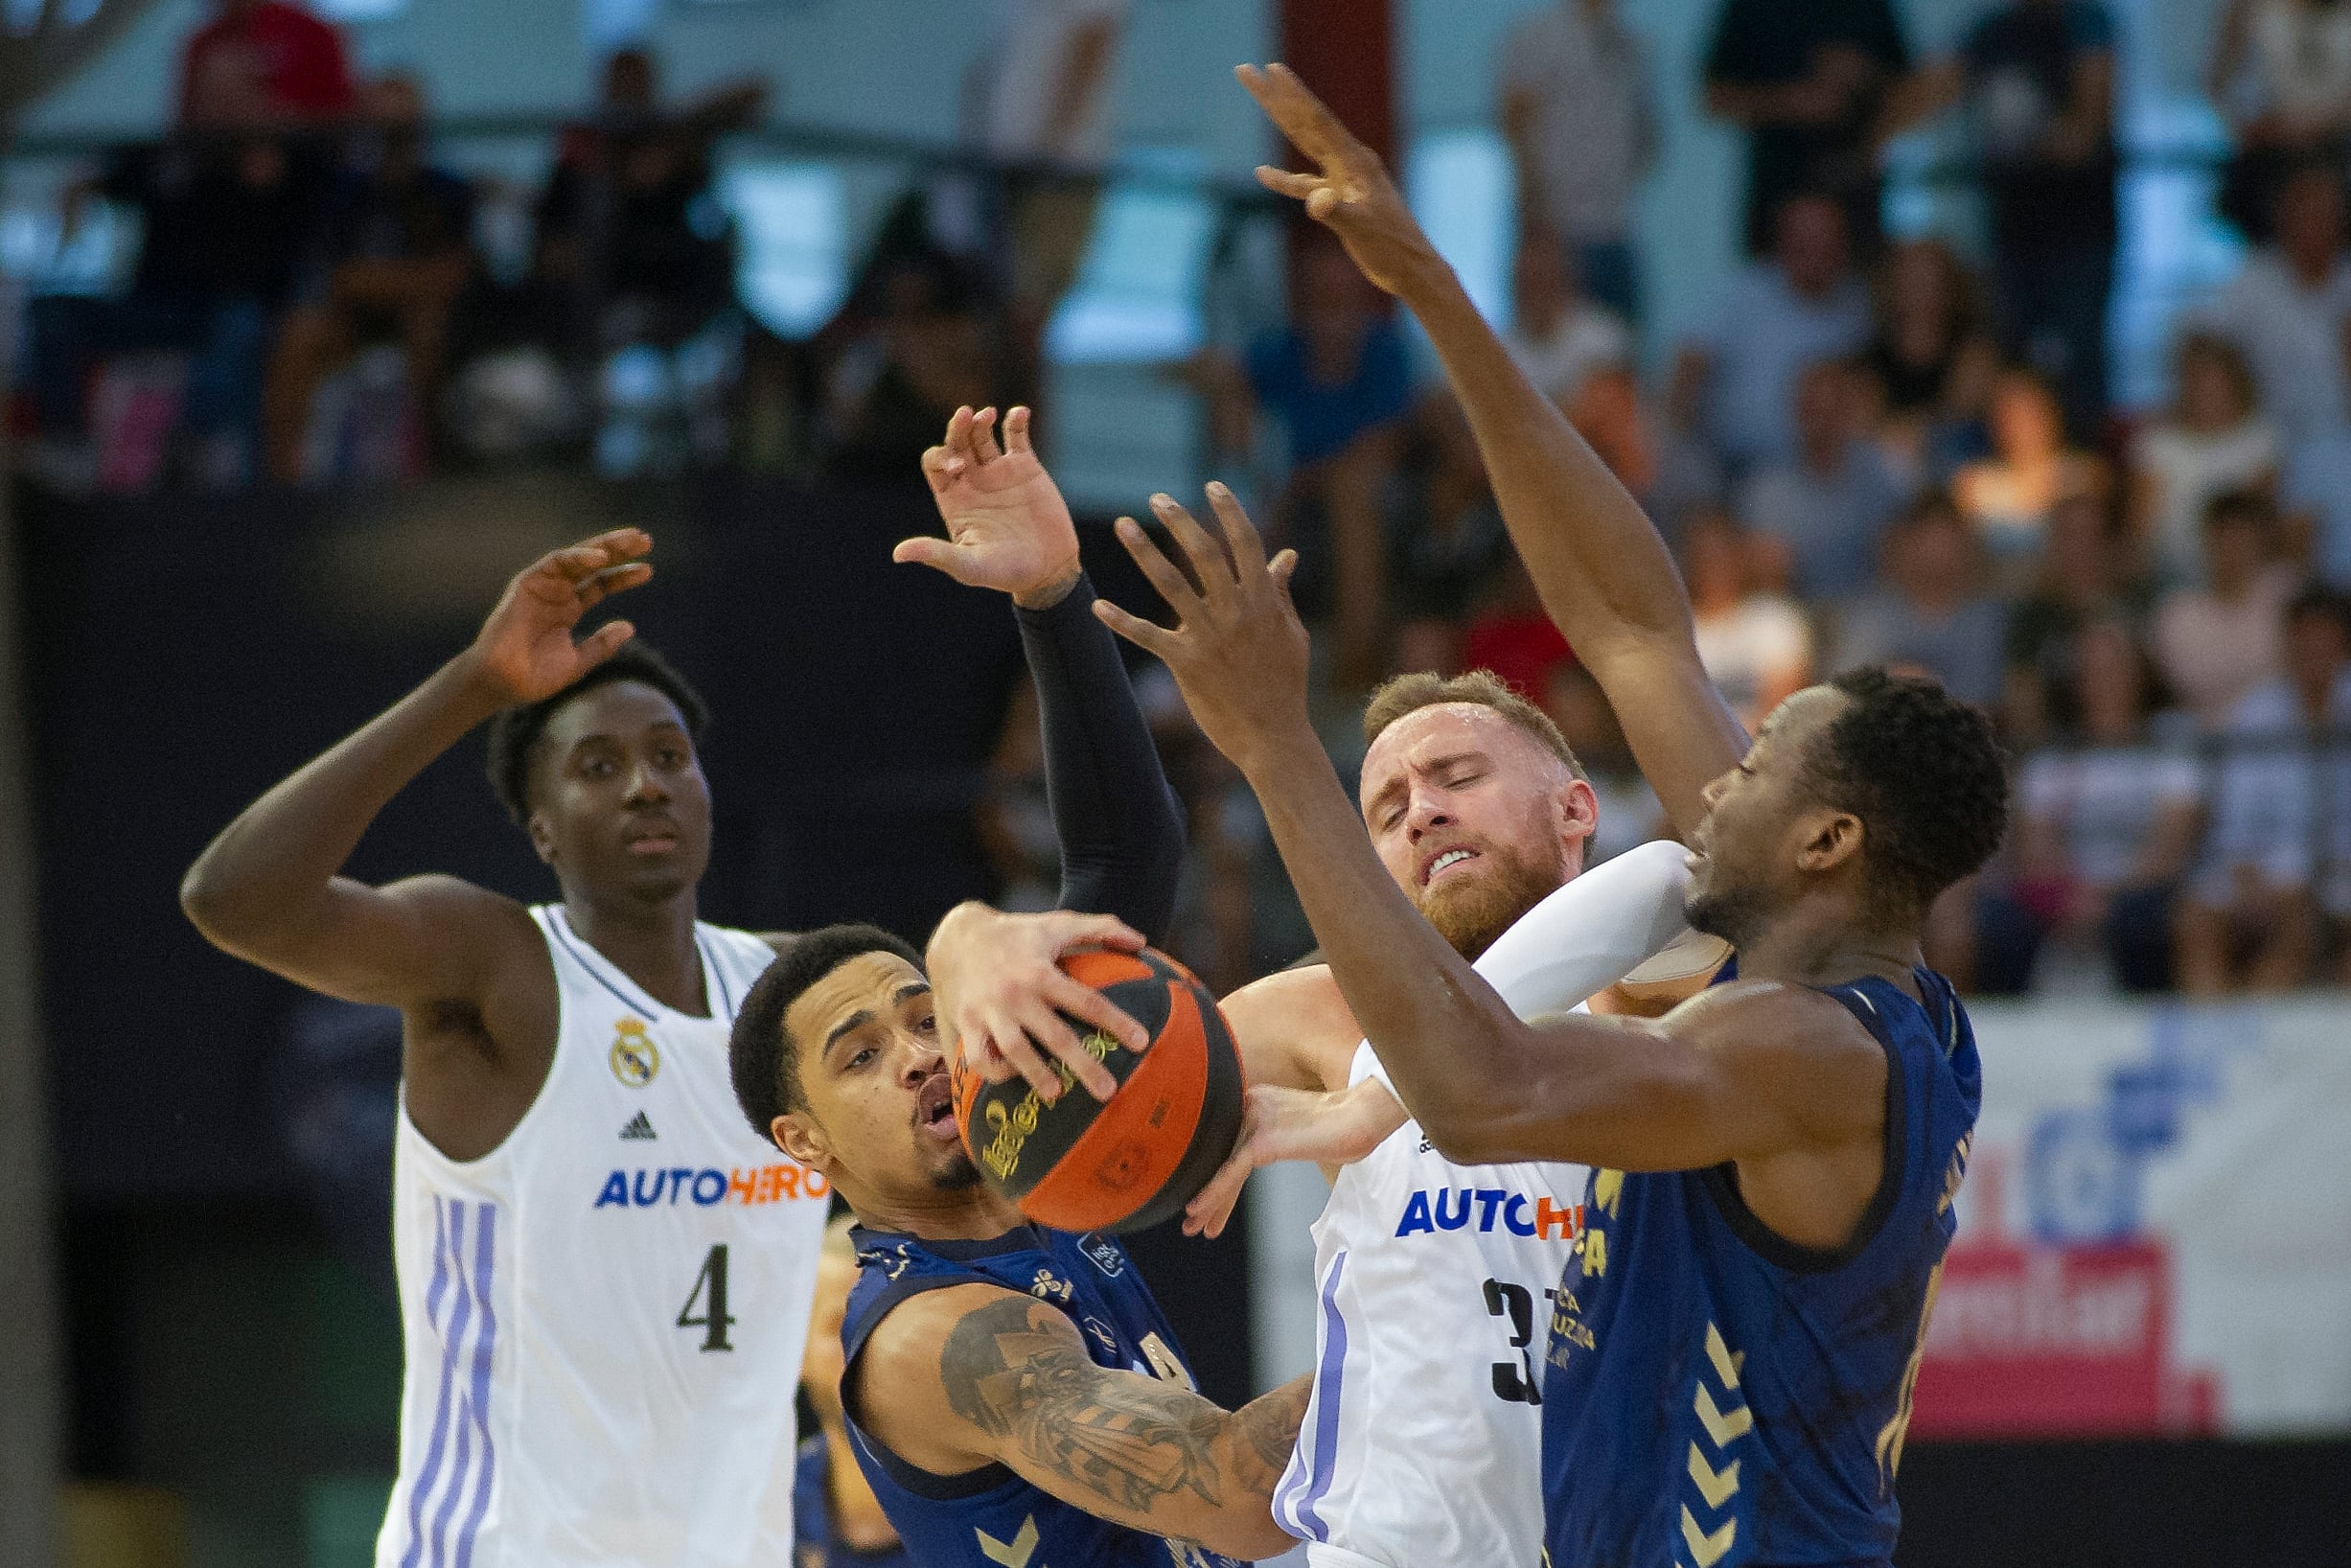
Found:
14,0 -> 2351,1000
12,0 -> 1120,489
1154,0 -> 2351,1002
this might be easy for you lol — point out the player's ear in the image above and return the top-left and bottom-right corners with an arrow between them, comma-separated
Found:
1556,774 -> 1600,846
1794,808 -> 1865,876
772,1112 -> 830,1170
526,808 -> 557,867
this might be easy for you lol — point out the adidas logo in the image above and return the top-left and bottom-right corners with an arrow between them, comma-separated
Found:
620,1112 -> 657,1141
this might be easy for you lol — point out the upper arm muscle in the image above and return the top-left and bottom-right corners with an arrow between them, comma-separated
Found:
219,872 -> 534,1013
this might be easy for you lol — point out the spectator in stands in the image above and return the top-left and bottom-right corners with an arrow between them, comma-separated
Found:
821,247 -> 1000,481
1541,661 -> 1665,864
1671,192 -> 1873,477
1826,489 -> 2008,706
2004,489 -> 2152,743
1498,0 -> 1656,321
1737,357 -> 1907,599
1702,0 -> 1915,255
1862,235 -> 1998,475
2176,586 -> 2351,992
24,132 -> 326,488
2152,488 -> 2299,727
178,0 -> 354,128
1390,397 -> 1510,679
1503,231 -> 1633,412
262,74 -> 474,483
2208,0 -> 2351,242
1954,367 -> 2106,572
2283,325 -> 2351,588
2196,159 -> 2351,445
540,48 -> 765,351
1975,616 -> 2201,993
1463,558 -> 1573,703
975,0 -> 1127,326
1681,507 -> 1813,730
1188,229 -> 1412,688
1950,0 -> 2119,437
2129,331 -> 2281,587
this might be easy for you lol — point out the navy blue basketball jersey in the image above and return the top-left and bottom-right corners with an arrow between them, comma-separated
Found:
1541,969 -> 1979,1568
840,1223 -> 1250,1568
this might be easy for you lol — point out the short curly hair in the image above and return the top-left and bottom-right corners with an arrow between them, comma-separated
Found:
482,642 -> 709,823
1804,668 -> 2009,913
1361,669 -> 1585,780
728,924 -> 925,1135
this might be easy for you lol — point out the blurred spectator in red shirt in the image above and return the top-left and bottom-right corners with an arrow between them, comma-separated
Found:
179,0 -> 355,128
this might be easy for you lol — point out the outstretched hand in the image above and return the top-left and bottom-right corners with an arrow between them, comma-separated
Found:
1093,485 -> 1313,775
467,528 -> 653,704
1182,1078 -> 1408,1239
1236,62 -> 1442,298
895,405 -> 1083,608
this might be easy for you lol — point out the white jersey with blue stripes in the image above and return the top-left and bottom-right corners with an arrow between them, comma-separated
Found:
1269,841 -> 1697,1568
1275,1050 -> 1589,1568
378,907 -> 830,1568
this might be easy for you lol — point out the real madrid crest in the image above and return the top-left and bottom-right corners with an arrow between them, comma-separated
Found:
610,1017 -> 659,1087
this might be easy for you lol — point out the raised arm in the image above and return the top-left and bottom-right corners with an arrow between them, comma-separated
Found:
1236,64 -> 1743,837
853,1284 -> 1308,1563
1092,491 -> 1880,1239
897,405 -> 1186,942
178,530 -> 654,1010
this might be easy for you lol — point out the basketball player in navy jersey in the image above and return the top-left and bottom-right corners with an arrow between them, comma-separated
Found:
726,924 -> 1311,1568
1080,64 -> 2010,1568
179,403 -> 1183,1568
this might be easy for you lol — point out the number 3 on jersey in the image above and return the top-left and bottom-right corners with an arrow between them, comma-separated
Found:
1484,1278 -> 1541,1405
680,1244 -> 736,1351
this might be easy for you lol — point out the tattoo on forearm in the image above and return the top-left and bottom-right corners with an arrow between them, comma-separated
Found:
1232,1377 -> 1310,1493
940,1297 -> 1259,1520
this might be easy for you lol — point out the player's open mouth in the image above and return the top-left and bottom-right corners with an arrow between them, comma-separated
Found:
1422,847 -> 1478,886
915,1072 -> 959,1142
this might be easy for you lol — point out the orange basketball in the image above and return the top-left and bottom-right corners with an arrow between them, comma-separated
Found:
951,947 -> 1245,1234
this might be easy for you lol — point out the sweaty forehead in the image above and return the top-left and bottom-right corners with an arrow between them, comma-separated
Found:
1361,703 -> 1552,804
540,680 -> 689,752
783,949 -> 928,1056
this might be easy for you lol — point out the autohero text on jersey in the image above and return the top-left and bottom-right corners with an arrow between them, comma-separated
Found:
1394,1187 -> 1584,1239
593,1164 -> 830,1209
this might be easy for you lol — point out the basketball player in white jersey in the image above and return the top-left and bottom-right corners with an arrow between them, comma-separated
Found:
180,403 -> 1183,1567
928,503 -> 1722,1563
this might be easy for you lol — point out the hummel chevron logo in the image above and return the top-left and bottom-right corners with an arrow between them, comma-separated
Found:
620,1112 -> 657,1141
1694,1383 -> 1753,1447
976,1516 -> 1039,1567
1681,1505 -> 1736,1567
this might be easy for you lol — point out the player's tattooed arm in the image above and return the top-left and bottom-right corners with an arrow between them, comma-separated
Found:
930,1293 -> 1307,1559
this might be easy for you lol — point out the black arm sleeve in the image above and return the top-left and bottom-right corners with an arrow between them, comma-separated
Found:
1018,570 -> 1187,944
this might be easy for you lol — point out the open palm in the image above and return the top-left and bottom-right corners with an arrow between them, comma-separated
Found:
895,405 -> 1079,601
471,528 -> 654,703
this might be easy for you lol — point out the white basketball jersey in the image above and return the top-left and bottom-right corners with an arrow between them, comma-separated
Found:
378,907 -> 828,1568
1273,1046 -> 1587,1568
1268,840 -> 1701,1568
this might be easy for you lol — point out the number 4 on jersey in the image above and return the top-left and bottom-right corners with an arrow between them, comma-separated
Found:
679,1244 -> 736,1351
